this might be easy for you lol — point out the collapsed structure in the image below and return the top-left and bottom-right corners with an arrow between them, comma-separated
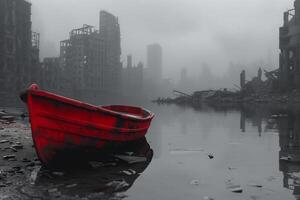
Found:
0,0 -> 40,103
279,0 -> 300,91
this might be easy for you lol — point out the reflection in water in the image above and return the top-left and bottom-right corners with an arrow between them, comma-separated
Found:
276,111 -> 300,199
240,105 -> 300,200
30,138 -> 153,199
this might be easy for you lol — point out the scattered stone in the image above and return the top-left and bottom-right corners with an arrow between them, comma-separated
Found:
22,158 -> 31,163
122,169 -> 136,176
11,144 -> 23,149
106,180 -> 129,190
9,147 -> 17,152
115,155 -> 147,164
52,171 -> 64,176
66,183 -> 77,188
48,188 -> 58,193
0,183 -> 7,187
0,140 -> 9,144
30,167 -> 41,185
3,154 -> 16,160
1,116 -> 15,122
89,161 -> 117,168
12,166 -> 21,171
26,162 -> 35,167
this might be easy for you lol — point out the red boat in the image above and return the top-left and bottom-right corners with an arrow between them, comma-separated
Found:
20,84 -> 154,165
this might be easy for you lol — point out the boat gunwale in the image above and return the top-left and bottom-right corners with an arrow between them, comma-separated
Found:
28,89 -> 154,122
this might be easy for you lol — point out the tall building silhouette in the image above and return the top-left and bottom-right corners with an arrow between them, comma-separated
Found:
146,44 -> 162,81
99,11 -> 122,92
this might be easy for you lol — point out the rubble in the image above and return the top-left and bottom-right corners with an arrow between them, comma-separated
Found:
114,155 -> 147,164
3,155 -> 16,160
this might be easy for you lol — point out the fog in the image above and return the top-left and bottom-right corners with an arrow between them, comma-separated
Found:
31,0 -> 291,89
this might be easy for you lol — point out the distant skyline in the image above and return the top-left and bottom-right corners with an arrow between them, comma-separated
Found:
31,0 -> 293,81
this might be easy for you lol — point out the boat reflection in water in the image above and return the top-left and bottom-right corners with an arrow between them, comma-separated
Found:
33,137 -> 153,199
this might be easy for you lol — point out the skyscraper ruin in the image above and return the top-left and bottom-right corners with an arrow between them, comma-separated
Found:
279,0 -> 300,91
0,0 -> 40,100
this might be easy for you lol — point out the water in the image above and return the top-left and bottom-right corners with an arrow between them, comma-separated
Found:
8,103 -> 300,199
123,103 -> 300,200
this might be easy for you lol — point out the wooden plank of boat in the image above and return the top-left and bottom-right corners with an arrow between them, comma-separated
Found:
20,84 -> 154,165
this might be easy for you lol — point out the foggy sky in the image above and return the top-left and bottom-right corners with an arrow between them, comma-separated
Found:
31,0 -> 292,82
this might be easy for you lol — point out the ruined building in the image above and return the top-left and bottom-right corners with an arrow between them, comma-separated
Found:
57,11 -> 122,99
0,0 -> 40,100
60,25 -> 102,97
146,44 -> 162,82
41,57 -> 62,92
279,0 -> 300,91
99,11 -> 122,92
122,55 -> 144,96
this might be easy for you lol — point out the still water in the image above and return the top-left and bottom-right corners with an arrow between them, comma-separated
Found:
123,103 -> 300,200
11,103 -> 300,199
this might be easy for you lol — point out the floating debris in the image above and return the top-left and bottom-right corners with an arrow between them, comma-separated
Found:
208,154 -> 214,159
169,148 -> 204,155
203,196 -> 214,200
190,179 -> 200,186
115,155 -> 147,164
228,185 -> 243,193
226,181 -> 243,193
248,184 -> 263,188
3,154 -> 16,160
0,140 -> 9,144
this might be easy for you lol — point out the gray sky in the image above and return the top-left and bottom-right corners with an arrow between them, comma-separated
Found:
31,0 -> 293,81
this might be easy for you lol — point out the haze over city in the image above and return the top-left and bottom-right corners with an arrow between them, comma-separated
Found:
31,0 -> 291,83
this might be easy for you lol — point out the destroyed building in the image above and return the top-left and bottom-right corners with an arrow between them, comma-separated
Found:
99,11 -> 122,93
279,0 -> 300,91
0,0 -> 40,102
145,44 -> 162,83
122,55 -> 144,96
58,11 -> 122,99
41,57 -> 62,92
60,25 -> 102,98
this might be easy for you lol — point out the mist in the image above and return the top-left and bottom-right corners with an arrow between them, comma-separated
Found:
30,0 -> 290,90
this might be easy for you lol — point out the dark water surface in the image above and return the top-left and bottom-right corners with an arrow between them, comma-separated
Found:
123,103 -> 300,200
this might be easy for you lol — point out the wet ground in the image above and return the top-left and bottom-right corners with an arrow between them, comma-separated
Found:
1,103 -> 300,199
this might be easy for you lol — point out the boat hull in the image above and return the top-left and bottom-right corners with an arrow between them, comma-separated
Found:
22,84 -> 154,165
